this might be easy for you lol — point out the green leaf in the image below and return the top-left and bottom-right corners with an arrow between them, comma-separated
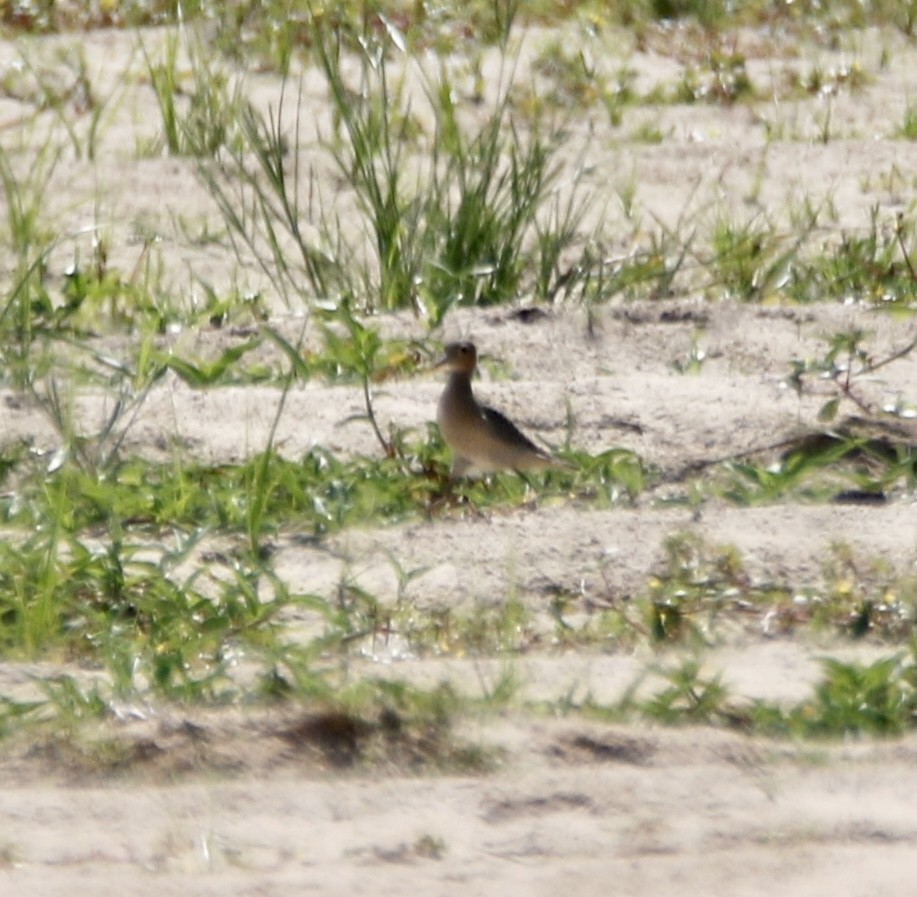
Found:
817,397 -> 840,422
158,338 -> 262,387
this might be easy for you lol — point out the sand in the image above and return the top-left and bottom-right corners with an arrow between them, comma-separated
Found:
0,18 -> 916,895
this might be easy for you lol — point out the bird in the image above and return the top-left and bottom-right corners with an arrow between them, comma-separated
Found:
435,341 -> 568,477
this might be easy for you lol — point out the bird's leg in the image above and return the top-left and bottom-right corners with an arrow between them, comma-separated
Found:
425,473 -> 490,519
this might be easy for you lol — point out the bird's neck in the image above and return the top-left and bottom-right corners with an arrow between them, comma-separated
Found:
447,372 -> 475,399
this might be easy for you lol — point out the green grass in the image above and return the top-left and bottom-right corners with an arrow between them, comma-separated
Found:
4,0 -> 915,45
0,440 -> 641,540
0,0 -> 916,757
197,21 -> 593,322
715,434 -> 915,506
2,513 -> 915,759
0,530 -> 324,700
140,28 -> 248,158
900,104 -> 917,140
607,649 -> 917,738
546,532 -> 917,652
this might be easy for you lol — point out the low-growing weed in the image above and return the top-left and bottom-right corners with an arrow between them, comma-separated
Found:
785,208 -> 917,305
784,327 -> 917,421
900,104 -> 917,140
673,52 -> 756,105
532,39 -> 638,125
644,532 -> 753,645
751,654 -> 917,738
0,527 -> 333,703
1,438 -> 640,543
640,657 -> 733,725
634,533 -> 917,644
583,646 -> 917,739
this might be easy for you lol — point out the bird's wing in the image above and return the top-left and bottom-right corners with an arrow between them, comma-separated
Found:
480,405 -> 545,456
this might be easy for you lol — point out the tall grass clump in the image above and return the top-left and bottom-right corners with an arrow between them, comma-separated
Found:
140,25 -> 250,159
199,18 -> 592,324
0,139 -> 62,389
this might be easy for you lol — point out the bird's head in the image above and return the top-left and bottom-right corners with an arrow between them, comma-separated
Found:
436,341 -> 478,376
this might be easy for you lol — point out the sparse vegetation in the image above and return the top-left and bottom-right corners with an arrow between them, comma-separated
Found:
0,0 -> 916,770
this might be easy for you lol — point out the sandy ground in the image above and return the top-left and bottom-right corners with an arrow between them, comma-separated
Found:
5,720 -> 917,897
1,19 -> 917,896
